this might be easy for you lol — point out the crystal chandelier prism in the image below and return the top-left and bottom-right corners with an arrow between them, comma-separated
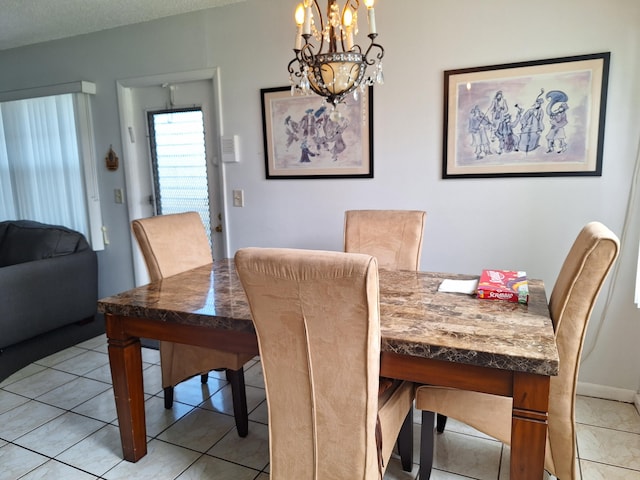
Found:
288,0 -> 384,106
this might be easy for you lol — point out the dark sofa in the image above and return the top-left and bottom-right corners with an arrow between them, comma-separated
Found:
0,220 -> 103,381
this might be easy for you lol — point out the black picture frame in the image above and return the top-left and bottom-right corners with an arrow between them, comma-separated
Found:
442,52 -> 610,179
260,86 -> 373,179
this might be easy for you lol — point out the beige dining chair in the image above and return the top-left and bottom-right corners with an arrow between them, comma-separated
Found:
235,247 -> 414,479
344,209 -> 426,270
415,221 -> 620,480
131,212 -> 254,437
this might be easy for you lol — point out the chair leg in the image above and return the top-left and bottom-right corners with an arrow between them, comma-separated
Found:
226,367 -> 249,437
164,386 -> 174,409
201,373 -> 208,384
397,409 -> 414,471
436,414 -> 448,433
419,411 -> 435,480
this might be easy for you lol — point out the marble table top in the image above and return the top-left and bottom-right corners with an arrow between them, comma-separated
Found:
99,259 -> 559,376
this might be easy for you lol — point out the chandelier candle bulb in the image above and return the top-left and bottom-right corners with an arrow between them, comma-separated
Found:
343,7 -> 354,50
294,3 -> 304,49
364,0 -> 376,34
303,2 -> 312,35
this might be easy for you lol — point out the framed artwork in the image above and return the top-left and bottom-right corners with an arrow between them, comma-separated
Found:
260,86 -> 373,179
442,52 -> 610,179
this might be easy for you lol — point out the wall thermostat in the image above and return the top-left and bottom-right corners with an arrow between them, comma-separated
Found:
221,135 -> 240,163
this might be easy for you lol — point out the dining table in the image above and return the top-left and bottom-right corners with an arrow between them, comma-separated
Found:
98,258 -> 559,480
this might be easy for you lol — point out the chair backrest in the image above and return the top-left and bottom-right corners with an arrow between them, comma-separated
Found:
235,247 -> 381,479
131,212 -> 212,281
546,221 -> 620,480
344,209 -> 426,270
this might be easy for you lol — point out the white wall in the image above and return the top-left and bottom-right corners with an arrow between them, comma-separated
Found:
0,0 -> 639,395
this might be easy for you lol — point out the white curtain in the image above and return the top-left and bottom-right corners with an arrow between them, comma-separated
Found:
0,94 -> 89,236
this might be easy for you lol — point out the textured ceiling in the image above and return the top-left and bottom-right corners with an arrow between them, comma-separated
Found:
0,0 -> 247,51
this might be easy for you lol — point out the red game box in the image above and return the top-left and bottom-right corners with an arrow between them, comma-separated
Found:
476,270 -> 528,304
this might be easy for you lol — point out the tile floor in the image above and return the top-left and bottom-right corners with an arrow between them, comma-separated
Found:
1,334 -> 640,479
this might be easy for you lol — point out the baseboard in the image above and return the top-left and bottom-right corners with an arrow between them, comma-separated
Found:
577,381 -> 638,403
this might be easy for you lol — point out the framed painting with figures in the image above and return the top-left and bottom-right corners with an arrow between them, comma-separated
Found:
260,86 -> 373,179
442,52 -> 610,179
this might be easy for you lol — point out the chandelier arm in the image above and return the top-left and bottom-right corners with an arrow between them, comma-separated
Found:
288,57 -> 302,78
363,35 -> 384,65
299,41 -> 317,63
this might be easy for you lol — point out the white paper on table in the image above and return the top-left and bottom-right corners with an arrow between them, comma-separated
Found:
438,278 -> 478,295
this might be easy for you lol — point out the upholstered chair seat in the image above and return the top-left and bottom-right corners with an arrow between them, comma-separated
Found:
235,248 -> 414,479
132,212 -> 254,437
415,222 -> 620,480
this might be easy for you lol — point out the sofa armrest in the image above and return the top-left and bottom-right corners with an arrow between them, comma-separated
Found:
0,249 -> 98,350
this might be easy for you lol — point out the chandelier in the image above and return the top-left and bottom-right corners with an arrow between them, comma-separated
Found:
288,0 -> 384,106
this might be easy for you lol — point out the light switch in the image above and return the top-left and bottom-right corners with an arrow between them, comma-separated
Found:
232,189 -> 244,207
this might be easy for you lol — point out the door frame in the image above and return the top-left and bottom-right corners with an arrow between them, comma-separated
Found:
116,68 -> 231,286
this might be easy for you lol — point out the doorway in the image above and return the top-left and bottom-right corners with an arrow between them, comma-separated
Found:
117,69 -> 228,286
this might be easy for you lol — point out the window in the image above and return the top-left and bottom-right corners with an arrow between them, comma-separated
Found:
0,82 -> 103,249
147,108 -> 213,244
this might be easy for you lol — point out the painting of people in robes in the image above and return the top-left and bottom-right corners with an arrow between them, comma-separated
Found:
261,86 -> 373,179
443,53 -> 609,178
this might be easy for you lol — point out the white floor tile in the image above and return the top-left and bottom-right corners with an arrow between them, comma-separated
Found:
14,411 -> 106,457
52,350 -> 110,376
141,347 -> 161,365
143,395 -> 195,437
170,374 -> 225,406
433,430 -> 502,480
207,421 -> 269,469
249,399 -> 269,424
56,424 -> 126,477
0,363 -> 47,388
0,389 -> 30,415
157,407 -> 235,453
35,346 -> 86,367
577,396 -> 640,434
199,383 -> 265,416
176,454 -> 260,479
577,423 -> 640,471
83,362 -> 114,384
580,459 -> 640,479
0,443 -> 49,480
428,470 -> 472,480
3,368 -> 76,398
142,364 -> 164,395
102,439 -> 201,480
0,400 -> 65,441
244,361 -> 265,389
36,376 -> 111,409
19,458 -> 99,479
72,388 -> 118,423
383,455 -> 419,479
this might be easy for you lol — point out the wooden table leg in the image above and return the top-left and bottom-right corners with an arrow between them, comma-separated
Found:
511,372 -> 550,479
105,313 -> 147,462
